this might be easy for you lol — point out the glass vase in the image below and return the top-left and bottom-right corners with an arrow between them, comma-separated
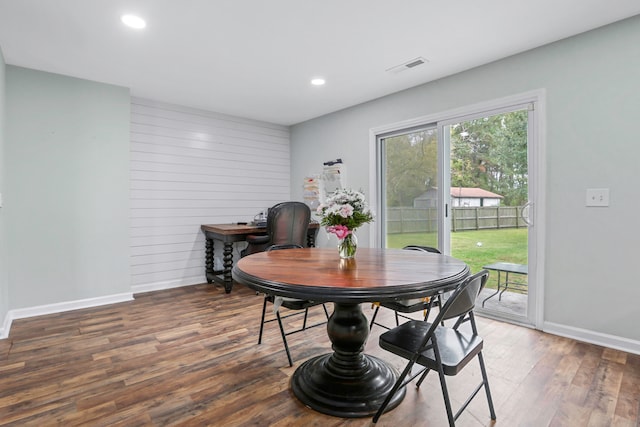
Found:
338,232 -> 358,259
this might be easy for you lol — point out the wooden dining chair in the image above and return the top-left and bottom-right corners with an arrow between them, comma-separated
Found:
257,244 -> 330,367
369,245 -> 444,330
372,270 -> 496,426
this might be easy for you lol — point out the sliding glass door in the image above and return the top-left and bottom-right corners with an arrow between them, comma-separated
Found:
376,97 -> 540,327
443,107 -> 530,322
379,125 -> 443,250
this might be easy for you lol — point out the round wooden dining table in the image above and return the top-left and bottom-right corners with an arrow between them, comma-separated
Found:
232,247 -> 469,418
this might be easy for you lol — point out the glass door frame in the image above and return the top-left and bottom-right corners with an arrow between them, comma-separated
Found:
370,90 -> 546,329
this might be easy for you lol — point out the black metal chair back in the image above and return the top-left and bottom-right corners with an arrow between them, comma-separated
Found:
369,245 -> 443,330
402,245 -> 441,254
436,270 -> 484,324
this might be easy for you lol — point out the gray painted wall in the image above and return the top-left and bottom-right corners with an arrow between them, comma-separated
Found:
0,48 -> 7,325
5,66 -> 131,309
291,16 -> 640,342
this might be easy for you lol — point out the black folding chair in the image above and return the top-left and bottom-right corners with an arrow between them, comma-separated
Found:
257,244 -> 329,366
373,270 -> 496,426
369,246 -> 444,330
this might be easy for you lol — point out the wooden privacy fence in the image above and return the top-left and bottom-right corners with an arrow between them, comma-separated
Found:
387,206 -> 527,233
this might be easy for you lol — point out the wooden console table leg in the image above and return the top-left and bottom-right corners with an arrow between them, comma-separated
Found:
222,242 -> 234,293
307,228 -> 319,248
205,238 -> 214,284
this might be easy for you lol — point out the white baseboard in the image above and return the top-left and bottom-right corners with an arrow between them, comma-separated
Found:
0,278 -> 208,340
544,321 -> 640,355
0,313 -> 12,340
0,292 -> 134,340
131,276 -> 206,294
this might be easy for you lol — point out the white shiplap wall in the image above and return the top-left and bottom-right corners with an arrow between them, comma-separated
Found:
130,98 -> 291,292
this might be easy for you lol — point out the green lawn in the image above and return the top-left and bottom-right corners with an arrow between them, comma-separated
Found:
387,228 -> 528,289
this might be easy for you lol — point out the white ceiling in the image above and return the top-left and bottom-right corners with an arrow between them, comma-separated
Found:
0,1 -> 639,126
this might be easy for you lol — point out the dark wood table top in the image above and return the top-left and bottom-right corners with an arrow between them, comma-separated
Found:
201,222 -> 319,236
201,223 -> 266,235
233,247 -> 469,303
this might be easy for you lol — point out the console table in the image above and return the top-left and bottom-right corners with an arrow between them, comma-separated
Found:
200,222 -> 319,293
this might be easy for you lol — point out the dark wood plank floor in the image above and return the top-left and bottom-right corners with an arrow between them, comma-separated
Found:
1,283 -> 639,426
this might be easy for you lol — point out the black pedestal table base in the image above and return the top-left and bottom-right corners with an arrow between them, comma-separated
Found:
291,302 -> 405,418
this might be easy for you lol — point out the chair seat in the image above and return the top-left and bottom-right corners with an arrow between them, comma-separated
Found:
242,234 -> 270,257
379,320 -> 484,376
245,234 -> 269,244
266,294 -> 322,311
381,297 -> 431,313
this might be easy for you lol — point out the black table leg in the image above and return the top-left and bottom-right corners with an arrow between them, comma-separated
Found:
499,272 -> 509,300
291,302 -> 405,418
482,271 -> 502,307
222,242 -> 234,293
306,227 -> 319,248
204,237 -> 234,293
205,238 -> 214,284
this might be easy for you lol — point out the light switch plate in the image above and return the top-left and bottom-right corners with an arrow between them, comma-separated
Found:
586,188 -> 609,207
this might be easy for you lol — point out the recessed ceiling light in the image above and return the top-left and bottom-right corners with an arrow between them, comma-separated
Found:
311,78 -> 326,86
121,14 -> 146,29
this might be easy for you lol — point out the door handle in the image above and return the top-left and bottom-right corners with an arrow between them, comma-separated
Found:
521,201 -> 533,226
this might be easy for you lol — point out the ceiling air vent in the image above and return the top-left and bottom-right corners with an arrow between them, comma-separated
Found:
386,56 -> 429,74
405,58 -> 425,68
